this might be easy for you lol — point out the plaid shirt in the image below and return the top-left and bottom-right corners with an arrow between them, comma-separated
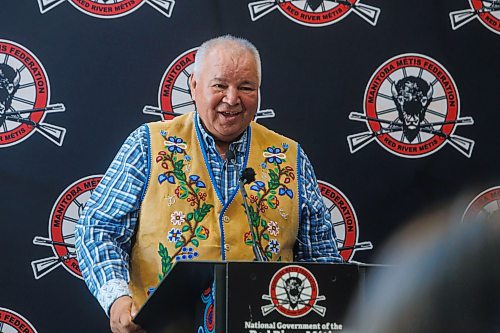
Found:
75,113 -> 342,315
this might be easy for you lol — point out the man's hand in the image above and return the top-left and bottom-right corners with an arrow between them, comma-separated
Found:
109,296 -> 146,333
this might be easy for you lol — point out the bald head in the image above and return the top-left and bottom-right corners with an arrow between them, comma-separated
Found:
193,35 -> 262,86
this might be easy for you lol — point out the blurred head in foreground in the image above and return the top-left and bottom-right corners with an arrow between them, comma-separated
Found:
346,206 -> 500,333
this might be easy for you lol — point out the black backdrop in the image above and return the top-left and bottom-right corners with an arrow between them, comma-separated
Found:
0,0 -> 499,331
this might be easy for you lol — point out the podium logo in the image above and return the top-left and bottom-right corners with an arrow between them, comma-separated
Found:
449,0 -> 500,34
0,307 -> 38,333
463,186 -> 500,222
348,53 -> 474,158
261,265 -> 326,318
318,181 -> 372,262
142,48 -> 276,122
37,0 -> 175,19
0,39 -> 66,148
31,175 -> 102,279
248,0 -> 381,27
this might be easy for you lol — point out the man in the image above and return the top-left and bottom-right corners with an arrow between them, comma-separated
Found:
75,35 -> 342,333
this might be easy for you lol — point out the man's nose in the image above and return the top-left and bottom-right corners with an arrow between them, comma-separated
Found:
223,87 -> 240,106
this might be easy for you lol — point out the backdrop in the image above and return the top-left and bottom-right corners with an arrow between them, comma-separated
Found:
0,0 -> 498,331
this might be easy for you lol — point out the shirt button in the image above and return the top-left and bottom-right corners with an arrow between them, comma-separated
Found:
222,215 -> 230,223
224,244 -> 230,252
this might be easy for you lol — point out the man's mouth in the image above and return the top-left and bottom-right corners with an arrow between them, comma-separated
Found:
219,111 -> 242,117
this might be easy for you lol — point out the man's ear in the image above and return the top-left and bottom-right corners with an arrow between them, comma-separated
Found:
189,74 -> 196,100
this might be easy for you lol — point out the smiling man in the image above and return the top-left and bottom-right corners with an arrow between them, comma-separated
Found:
75,35 -> 342,333
190,38 -> 260,152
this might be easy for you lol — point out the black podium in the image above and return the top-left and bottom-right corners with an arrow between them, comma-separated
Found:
134,261 -> 369,333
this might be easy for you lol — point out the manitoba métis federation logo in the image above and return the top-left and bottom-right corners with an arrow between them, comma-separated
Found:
0,307 -> 38,333
318,180 -> 372,262
450,0 -> 500,34
37,0 -> 175,18
31,175 -> 102,279
142,48 -> 276,121
348,53 -> 475,158
463,186 -> 500,222
261,265 -> 326,318
248,0 -> 381,27
0,40 -> 66,148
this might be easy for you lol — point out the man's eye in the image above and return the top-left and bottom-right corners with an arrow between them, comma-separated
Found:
213,84 -> 226,89
240,86 -> 255,91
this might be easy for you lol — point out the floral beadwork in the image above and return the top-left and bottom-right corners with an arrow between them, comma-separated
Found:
243,143 -> 295,260
168,228 -> 182,242
165,195 -> 176,206
165,136 -> 187,153
269,239 -> 280,254
175,246 -> 199,261
147,287 -> 156,296
170,211 -> 185,225
268,220 -> 279,236
156,130 -> 213,281
263,146 -> 286,164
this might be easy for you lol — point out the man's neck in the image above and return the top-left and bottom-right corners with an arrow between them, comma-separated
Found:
215,141 -> 230,160
197,115 -> 245,160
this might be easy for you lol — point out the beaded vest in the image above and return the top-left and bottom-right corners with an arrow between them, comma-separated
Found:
129,112 -> 300,307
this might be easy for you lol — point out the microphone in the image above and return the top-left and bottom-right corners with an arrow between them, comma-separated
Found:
226,149 -> 236,163
226,150 -> 267,262
240,167 -> 256,185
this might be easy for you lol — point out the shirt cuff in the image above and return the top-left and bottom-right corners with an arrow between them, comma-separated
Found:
97,279 -> 131,316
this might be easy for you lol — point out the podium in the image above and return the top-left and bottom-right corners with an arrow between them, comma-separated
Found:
134,261 -> 370,333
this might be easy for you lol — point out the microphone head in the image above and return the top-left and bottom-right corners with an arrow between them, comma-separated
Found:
241,167 -> 256,185
226,149 -> 235,162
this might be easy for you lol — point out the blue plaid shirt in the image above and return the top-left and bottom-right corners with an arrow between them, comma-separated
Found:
75,113 -> 342,315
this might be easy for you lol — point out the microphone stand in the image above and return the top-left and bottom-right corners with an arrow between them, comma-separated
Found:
227,151 -> 267,262
238,176 -> 267,262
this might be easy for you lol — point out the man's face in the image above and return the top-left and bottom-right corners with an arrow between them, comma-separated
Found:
189,45 -> 259,143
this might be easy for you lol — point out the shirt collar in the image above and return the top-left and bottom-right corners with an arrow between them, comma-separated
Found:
195,112 -> 248,155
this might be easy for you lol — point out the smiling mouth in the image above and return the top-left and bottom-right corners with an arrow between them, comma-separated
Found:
219,111 -> 242,117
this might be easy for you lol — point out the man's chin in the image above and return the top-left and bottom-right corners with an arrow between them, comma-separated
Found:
213,127 -> 246,144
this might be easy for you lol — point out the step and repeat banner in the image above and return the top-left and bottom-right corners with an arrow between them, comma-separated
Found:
0,0 -> 498,331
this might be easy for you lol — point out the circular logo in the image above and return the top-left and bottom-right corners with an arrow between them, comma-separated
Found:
364,53 -> 461,158
49,175 -> 102,278
276,0 -> 356,27
69,0 -> 145,19
158,48 -> 197,120
268,265 -> 320,318
463,186 -> 500,222
249,0 -> 380,27
470,0 -> 500,34
32,175 -> 102,279
0,40 -> 49,147
0,307 -> 38,333
318,181 -> 358,262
